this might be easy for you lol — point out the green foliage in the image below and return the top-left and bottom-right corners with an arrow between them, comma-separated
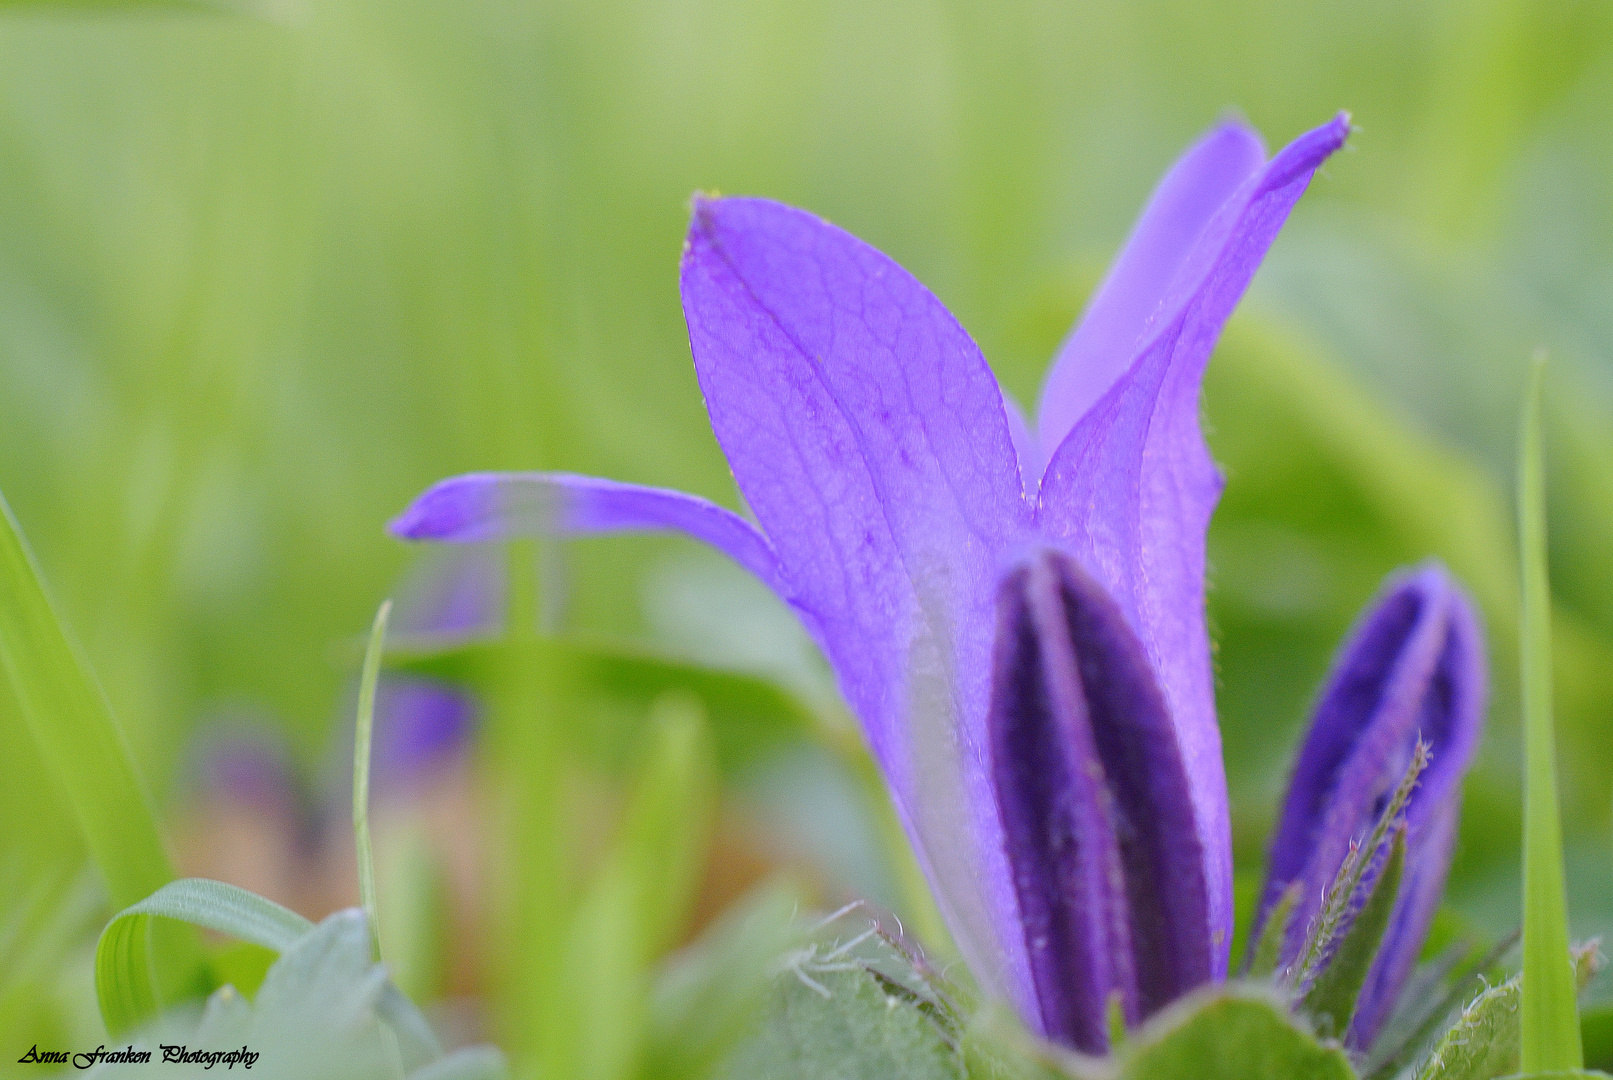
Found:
1295,746 -> 1426,993
1518,358 -> 1582,1072
1412,944 -> 1600,1080
94,877 -> 312,1034
1420,972 -> 1524,1080
391,635 -> 815,776
4,0 -> 1613,1073
1303,828 -> 1408,1040
1116,987 -> 1354,1080
714,914 -> 966,1080
540,693 -> 719,1080
1582,1004 -> 1613,1071
94,891 -> 507,1079
0,492 -> 172,911
644,879 -> 813,1080
1363,933 -> 1519,1080
705,913 -> 1361,1080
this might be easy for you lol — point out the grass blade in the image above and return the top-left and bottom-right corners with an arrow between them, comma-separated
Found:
355,599 -> 391,962
0,492 -> 172,909
1518,354 -> 1582,1071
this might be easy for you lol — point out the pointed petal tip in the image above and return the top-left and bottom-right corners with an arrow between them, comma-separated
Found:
1259,113 -> 1351,192
388,475 -> 485,541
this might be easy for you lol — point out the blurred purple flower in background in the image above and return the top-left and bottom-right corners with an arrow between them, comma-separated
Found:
391,114 -> 1359,1051
366,676 -> 480,797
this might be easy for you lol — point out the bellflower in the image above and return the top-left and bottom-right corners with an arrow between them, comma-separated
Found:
391,114 -> 1349,1051
1254,562 -> 1486,1050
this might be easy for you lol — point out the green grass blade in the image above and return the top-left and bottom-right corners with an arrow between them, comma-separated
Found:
95,878 -> 314,1035
0,491 -> 172,910
354,599 -> 391,962
1518,355 -> 1582,1071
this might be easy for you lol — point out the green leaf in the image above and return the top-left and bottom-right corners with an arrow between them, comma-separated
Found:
94,877 -> 312,1035
95,906 -> 497,1080
1419,972 -> 1523,1080
1116,985 -> 1353,1080
225,908 -> 436,1078
1413,942 -> 1597,1080
0,491 -> 172,910
715,912 -> 966,1080
1497,1072 -> 1613,1078
542,693 -> 719,1080
1365,931 -> 1519,1080
1519,356 -> 1583,1072
354,598 -> 391,961
1303,827 -> 1408,1040
644,879 -> 811,1080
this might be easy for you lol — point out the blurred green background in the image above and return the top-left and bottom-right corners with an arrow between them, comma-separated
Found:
2,0 -> 1613,1075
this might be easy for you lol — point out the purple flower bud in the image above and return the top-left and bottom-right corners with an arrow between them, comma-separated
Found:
990,549 -> 1211,1052
1254,562 -> 1486,1049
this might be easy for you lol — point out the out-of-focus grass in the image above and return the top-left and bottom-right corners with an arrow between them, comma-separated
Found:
2,0 -> 1613,1071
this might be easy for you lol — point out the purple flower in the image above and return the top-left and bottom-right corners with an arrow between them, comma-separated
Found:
390,114 -> 1349,1050
1254,562 -> 1486,1050
367,676 -> 480,795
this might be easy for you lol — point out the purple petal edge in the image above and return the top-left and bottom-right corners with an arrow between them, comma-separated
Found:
388,471 -> 791,599
1036,117 -> 1265,461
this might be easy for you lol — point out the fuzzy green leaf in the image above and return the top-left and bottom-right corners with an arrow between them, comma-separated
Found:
644,879 -> 811,1080
715,913 -> 965,1080
1518,357 -> 1582,1071
1303,827 -> 1408,1040
1116,986 -> 1354,1080
1419,972 -> 1523,1080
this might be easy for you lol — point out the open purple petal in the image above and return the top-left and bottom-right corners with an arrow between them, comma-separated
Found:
682,196 -> 1034,1008
1255,562 -> 1486,1048
1036,114 -> 1350,972
990,549 -> 1211,1052
1035,118 -> 1266,461
388,471 -> 790,599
